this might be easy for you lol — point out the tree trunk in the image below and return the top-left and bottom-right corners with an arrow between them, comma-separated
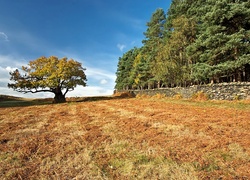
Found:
157,81 -> 160,89
53,87 -> 66,103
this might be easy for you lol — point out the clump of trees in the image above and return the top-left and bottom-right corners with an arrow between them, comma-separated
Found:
8,56 -> 87,103
115,0 -> 250,90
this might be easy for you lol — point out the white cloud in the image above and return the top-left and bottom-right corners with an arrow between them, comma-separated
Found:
0,55 -> 26,91
53,52 -> 117,81
0,42 -> 117,98
0,56 -> 116,98
0,62 -> 54,98
67,86 -> 113,97
0,32 -> 9,41
0,87 -> 54,98
117,43 -> 126,52
85,67 -> 116,82
100,79 -> 108,85
6,66 -> 17,72
0,66 -> 17,84
0,55 -> 27,67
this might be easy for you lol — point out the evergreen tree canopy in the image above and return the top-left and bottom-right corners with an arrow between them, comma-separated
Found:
188,0 -> 250,83
115,0 -> 250,90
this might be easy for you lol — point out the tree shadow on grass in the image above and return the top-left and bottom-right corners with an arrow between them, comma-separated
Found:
68,92 -> 136,103
0,95 -> 53,108
73,96 -> 134,102
0,92 -> 136,108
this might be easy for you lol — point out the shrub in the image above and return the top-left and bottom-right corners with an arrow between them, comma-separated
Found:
233,94 -> 241,100
136,94 -> 150,99
192,91 -> 208,101
113,91 -> 135,98
173,94 -> 183,100
152,93 -> 166,99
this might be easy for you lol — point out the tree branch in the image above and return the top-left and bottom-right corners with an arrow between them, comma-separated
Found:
16,89 -> 53,94
63,88 -> 69,96
63,88 -> 74,96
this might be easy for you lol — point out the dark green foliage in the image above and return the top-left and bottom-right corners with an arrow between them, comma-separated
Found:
188,0 -> 250,83
115,48 -> 139,90
115,0 -> 250,90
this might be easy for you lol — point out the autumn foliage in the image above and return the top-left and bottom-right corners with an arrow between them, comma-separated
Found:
8,56 -> 87,103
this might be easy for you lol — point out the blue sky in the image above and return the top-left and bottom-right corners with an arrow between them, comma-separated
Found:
0,0 -> 171,98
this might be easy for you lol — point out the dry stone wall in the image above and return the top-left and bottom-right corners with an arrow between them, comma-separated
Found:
125,82 -> 250,100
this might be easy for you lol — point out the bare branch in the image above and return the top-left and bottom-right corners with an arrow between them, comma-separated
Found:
15,89 -> 53,94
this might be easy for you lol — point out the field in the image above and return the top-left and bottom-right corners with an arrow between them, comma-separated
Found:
0,95 -> 250,179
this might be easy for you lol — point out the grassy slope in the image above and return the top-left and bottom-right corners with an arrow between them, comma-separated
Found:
0,95 -> 51,107
0,96 -> 250,179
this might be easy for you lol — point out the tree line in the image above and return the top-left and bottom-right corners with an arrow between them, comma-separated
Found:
115,0 -> 250,90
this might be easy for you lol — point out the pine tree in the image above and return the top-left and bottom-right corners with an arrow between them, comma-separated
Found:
133,52 -> 153,89
115,48 -> 139,90
115,0 -> 250,90
142,8 -> 166,88
163,0 -> 198,86
188,0 -> 250,83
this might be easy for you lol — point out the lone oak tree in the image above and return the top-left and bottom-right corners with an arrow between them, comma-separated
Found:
8,56 -> 87,103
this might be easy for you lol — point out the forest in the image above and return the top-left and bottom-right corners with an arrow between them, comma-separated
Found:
115,0 -> 250,90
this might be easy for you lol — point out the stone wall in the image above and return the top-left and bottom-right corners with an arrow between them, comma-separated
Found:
124,82 -> 250,100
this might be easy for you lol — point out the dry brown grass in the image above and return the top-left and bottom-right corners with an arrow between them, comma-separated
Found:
191,91 -> 209,101
152,93 -> 166,99
0,98 -> 250,179
136,93 -> 151,99
172,93 -> 183,100
113,91 -> 135,98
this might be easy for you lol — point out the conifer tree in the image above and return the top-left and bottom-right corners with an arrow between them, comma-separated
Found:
115,48 -> 138,90
188,0 -> 250,83
142,8 -> 166,88
115,0 -> 250,91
